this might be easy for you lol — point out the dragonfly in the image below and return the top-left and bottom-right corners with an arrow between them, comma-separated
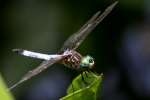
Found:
9,1 -> 118,90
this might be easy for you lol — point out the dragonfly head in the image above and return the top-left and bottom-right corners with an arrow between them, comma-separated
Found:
80,55 -> 95,69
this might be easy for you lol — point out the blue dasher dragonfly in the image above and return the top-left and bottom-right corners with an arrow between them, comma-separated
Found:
9,1 -> 118,90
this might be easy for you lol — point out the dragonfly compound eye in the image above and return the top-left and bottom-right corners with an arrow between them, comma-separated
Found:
89,58 -> 94,63
80,55 -> 95,69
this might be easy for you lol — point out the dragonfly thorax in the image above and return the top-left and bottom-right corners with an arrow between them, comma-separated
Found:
62,50 -> 94,70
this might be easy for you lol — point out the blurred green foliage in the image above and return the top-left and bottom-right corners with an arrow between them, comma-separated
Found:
0,74 -> 14,100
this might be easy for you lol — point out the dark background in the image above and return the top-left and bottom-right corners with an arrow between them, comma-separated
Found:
1,0 -> 150,100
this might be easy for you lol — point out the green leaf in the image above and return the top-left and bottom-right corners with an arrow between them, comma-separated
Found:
60,72 -> 103,100
0,74 -> 14,100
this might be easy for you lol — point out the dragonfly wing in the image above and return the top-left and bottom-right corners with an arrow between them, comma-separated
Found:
9,54 -> 68,90
60,1 -> 118,52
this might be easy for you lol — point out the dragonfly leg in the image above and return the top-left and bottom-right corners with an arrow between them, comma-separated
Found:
87,69 -> 95,74
87,69 -> 90,73
84,71 -> 88,78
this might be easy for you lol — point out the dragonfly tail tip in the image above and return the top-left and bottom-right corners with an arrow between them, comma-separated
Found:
12,49 -> 24,54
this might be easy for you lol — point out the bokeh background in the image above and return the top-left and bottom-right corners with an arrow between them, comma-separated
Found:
1,0 -> 150,100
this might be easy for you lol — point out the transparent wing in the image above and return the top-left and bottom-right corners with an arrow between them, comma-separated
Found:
60,1 -> 118,52
9,54 -> 68,90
